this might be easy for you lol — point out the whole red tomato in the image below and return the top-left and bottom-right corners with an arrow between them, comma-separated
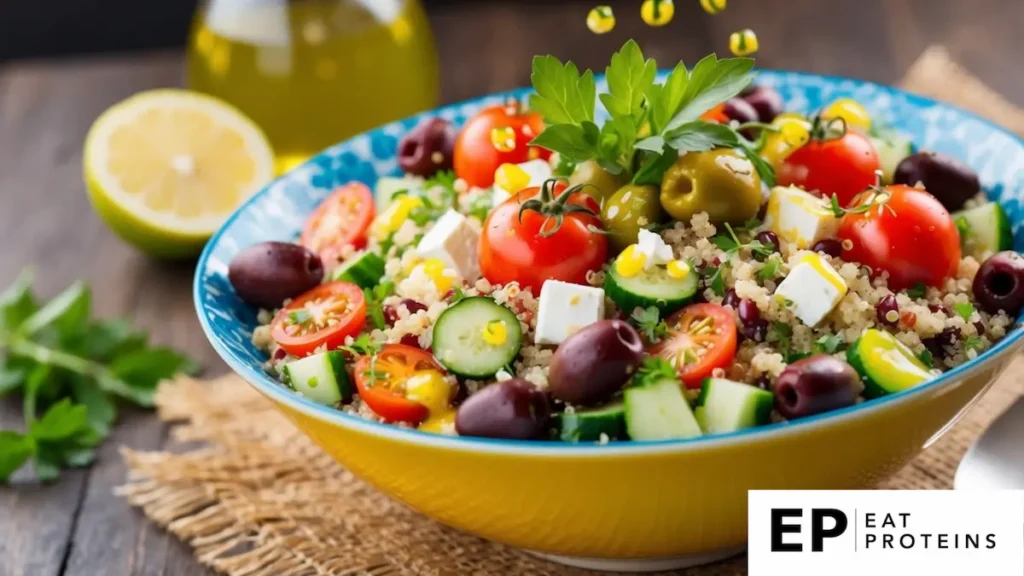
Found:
838,184 -> 961,291
453,103 -> 549,189
777,129 -> 880,207
480,181 -> 607,294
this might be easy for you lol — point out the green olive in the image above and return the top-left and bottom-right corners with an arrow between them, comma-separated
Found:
660,149 -> 762,224
569,160 -> 630,204
601,184 -> 665,253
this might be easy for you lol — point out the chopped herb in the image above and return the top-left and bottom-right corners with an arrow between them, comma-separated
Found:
906,282 -> 927,300
813,334 -> 846,354
712,223 -> 775,261
450,286 -> 467,304
288,309 -> 313,326
630,306 -> 668,342
955,215 -> 972,249
953,302 -> 975,321
466,192 -> 493,222
917,348 -> 934,369
739,217 -> 762,232
964,335 -> 985,352
770,322 -> 793,341
632,357 -> 678,388
340,334 -> 380,357
363,288 -> 387,330
757,254 -> 783,282
700,263 -> 728,296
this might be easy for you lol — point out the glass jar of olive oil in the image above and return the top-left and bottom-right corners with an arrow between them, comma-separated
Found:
187,0 -> 440,174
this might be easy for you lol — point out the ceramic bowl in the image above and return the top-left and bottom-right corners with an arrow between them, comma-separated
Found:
195,70 -> 1024,572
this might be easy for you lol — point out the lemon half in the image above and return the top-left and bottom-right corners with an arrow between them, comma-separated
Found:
84,89 -> 275,258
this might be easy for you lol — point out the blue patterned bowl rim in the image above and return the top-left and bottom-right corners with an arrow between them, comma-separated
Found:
195,69 -> 1024,455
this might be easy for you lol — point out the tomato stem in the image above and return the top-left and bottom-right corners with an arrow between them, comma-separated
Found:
517,178 -> 600,238
808,114 -> 847,143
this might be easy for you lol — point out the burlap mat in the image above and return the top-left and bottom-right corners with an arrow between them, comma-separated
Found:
118,47 -> 1024,576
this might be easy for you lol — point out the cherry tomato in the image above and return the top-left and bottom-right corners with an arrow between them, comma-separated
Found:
648,303 -> 738,389
777,129 -> 881,207
838,184 -> 961,292
480,182 -> 607,294
453,104 -> 549,189
353,344 -> 447,424
300,183 -> 375,265
700,103 -> 730,124
271,282 -> 367,357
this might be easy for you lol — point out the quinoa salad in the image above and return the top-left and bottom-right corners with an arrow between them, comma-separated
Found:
227,41 -> 1023,443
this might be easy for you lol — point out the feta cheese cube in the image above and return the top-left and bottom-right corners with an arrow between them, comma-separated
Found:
535,280 -> 606,345
763,185 -> 840,249
636,229 -> 674,268
492,159 -> 554,207
415,210 -> 481,281
774,252 -> 848,326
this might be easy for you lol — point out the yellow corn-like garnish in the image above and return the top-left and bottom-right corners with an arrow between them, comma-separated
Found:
700,0 -> 726,15
494,163 -> 531,194
372,195 -> 423,240
418,410 -> 457,434
821,98 -> 872,131
641,0 -> 674,26
614,245 -> 647,277
586,5 -> 616,34
729,29 -> 759,56
419,258 -> 455,293
405,369 -> 453,414
490,126 -> 517,152
666,259 -> 691,279
481,320 -> 509,346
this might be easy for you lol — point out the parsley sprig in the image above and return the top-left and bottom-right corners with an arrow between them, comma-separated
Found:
630,306 -> 668,342
631,357 -> 679,388
529,40 -> 775,188
0,271 -> 197,483
702,223 -> 775,296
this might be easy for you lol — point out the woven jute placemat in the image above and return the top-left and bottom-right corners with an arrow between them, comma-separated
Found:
119,47 -> 1024,576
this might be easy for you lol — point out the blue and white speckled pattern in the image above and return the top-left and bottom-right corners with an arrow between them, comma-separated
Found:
195,70 -> 1024,438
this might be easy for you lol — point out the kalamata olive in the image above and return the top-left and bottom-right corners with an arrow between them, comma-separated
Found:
893,151 -> 980,211
754,230 -> 780,259
228,241 -> 323,309
811,238 -> 843,258
548,320 -> 644,405
398,117 -> 457,177
876,294 -> 899,326
739,85 -> 784,124
774,355 -> 862,420
973,251 -> 1024,316
455,379 -> 550,440
722,98 -> 759,139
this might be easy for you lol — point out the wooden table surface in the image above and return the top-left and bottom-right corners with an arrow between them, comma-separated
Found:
1,0 -> 1021,574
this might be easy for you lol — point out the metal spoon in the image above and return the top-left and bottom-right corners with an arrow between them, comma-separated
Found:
954,396 -> 1024,490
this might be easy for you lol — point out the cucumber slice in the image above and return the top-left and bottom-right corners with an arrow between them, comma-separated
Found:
624,378 -> 702,441
556,400 -> 626,442
953,201 -> 1013,258
432,297 -> 523,378
696,378 -> 774,433
282,350 -> 353,406
870,132 -> 914,184
605,264 -> 698,316
330,251 -> 386,288
847,329 -> 932,398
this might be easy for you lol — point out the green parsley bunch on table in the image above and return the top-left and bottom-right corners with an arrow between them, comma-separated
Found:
0,271 -> 197,482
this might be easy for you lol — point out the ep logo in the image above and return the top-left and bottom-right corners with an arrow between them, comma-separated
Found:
770,508 -> 848,552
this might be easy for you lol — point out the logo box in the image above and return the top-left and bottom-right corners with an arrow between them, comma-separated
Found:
748,490 -> 1024,576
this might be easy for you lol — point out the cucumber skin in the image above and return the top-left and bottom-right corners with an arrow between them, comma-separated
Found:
846,335 -> 886,399
556,402 -> 626,442
431,297 -> 523,378
696,378 -> 773,432
283,351 -> 353,405
624,379 -> 703,441
331,252 -> 385,289
604,266 -> 697,316
954,202 -> 1013,255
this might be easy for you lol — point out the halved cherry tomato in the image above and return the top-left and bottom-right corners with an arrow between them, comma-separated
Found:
700,103 -> 730,124
453,104 -> 549,189
838,184 -> 961,291
776,128 -> 880,208
647,303 -> 738,388
300,182 -> 375,265
353,344 -> 447,424
479,181 -> 607,294
271,282 -> 367,357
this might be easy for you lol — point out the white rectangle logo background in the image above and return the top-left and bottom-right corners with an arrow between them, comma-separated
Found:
749,490 -> 1023,576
